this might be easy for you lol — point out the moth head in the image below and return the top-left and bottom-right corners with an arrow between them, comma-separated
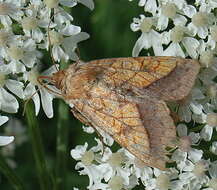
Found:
51,70 -> 66,90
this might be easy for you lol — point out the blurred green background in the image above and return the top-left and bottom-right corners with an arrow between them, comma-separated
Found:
0,0 -> 144,189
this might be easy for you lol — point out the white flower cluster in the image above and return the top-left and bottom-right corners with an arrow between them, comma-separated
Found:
0,0 -> 93,146
70,0 -> 217,190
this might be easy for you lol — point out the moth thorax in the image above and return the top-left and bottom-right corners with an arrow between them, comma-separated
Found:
63,69 -> 101,99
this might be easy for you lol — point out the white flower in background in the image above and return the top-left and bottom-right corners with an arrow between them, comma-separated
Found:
70,142 -> 109,190
157,2 -> 187,31
172,124 -> 203,171
178,88 -> 205,122
185,4 -> 214,39
200,112 -> 217,141
0,0 -> 23,27
23,65 -> 58,118
4,38 -> 40,73
199,49 -> 217,69
176,124 -> 201,152
131,15 -> 163,56
0,63 -> 24,113
48,30 -> 89,62
178,160 -> 209,190
0,29 -> 16,54
199,82 -> 217,110
162,25 -> 200,58
206,161 -> 217,190
140,168 -> 179,190
206,25 -> 217,50
137,0 -> 158,15
195,0 -> 217,10
198,64 -> 217,93
20,2 -> 54,43
210,141 -> 217,155
44,0 -> 94,10
99,148 -> 131,187
0,116 -> 14,146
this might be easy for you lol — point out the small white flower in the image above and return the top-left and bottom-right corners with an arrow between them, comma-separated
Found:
207,161 -> 217,190
178,88 -> 205,122
176,124 -> 200,152
198,65 -> 217,87
162,26 -> 200,58
44,0 -> 94,10
199,50 -> 217,68
108,176 -> 124,190
0,116 -> 14,146
186,5 -> 214,39
131,15 -> 163,56
179,160 -> 210,189
172,124 -> 203,176
47,30 -> 89,62
20,3 -> 52,43
99,148 -> 131,186
157,2 -> 187,31
210,141 -> 217,155
195,0 -> 217,10
4,38 -> 40,73
71,142 -> 109,190
0,1 -> 23,27
137,0 -> 158,15
200,112 -> 217,141
0,63 -> 24,113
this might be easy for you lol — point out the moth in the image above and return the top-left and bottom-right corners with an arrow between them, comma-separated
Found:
42,56 -> 200,170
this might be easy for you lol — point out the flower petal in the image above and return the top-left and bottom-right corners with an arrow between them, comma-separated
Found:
0,116 -> 9,126
0,136 -> 14,146
78,0 -> 94,10
188,148 -> 203,162
200,125 -> 213,141
182,37 -> 200,58
40,87 -> 54,118
177,123 -> 188,137
5,79 -> 24,99
60,24 -> 81,36
24,83 -> 40,116
71,143 -> 88,160
0,88 -> 19,113
132,33 -> 148,57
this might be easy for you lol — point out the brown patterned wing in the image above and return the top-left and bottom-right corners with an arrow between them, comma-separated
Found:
83,56 -> 200,101
84,56 -> 177,88
71,82 -> 176,170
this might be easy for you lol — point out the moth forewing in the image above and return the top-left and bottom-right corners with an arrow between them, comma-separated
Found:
48,56 -> 200,170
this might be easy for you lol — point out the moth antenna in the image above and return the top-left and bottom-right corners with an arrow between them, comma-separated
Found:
37,75 -> 62,96
22,88 -> 41,116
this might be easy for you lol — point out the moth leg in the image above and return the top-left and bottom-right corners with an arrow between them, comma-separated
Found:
71,108 -> 106,154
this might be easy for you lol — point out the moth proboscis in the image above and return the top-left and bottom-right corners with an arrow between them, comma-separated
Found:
40,56 -> 200,170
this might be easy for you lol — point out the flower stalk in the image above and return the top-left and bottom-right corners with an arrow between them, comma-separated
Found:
25,102 -> 52,190
0,153 -> 25,190
55,61 -> 70,190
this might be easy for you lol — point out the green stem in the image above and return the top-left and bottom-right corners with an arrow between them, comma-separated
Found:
55,92 -> 70,189
55,61 -> 70,190
0,153 -> 25,190
25,103 -> 52,190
